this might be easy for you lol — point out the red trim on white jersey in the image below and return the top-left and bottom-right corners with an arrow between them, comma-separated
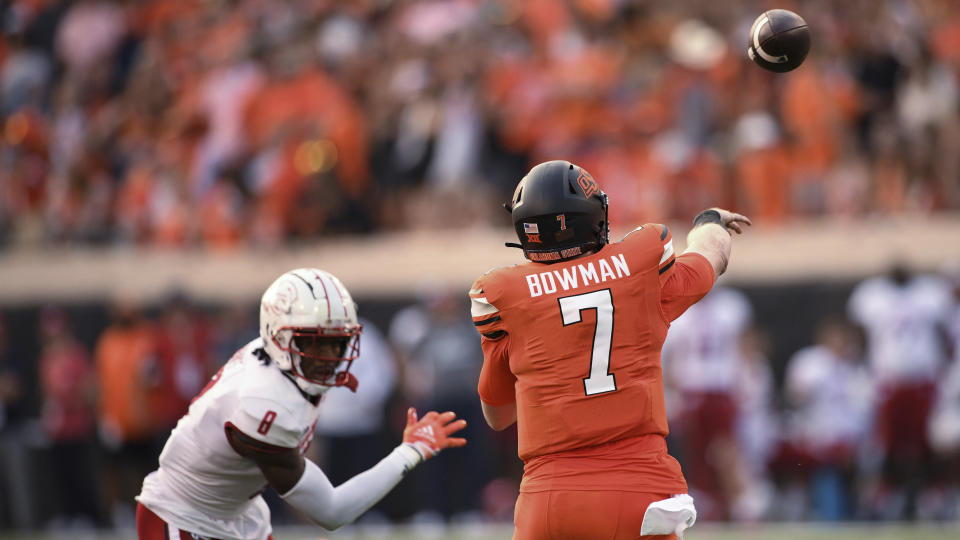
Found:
138,502 -> 268,540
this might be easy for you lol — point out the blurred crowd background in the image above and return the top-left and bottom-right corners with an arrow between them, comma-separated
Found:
3,0 -> 960,247
2,0 -> 960,536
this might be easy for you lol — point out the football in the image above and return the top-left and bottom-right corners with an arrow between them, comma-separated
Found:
747,9 -> 810,73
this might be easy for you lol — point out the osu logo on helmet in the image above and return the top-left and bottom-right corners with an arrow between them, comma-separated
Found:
576,169 -> 599,198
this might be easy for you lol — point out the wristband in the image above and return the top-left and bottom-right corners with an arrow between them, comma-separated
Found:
396,443 -> 425,471
693,209 -> 723,228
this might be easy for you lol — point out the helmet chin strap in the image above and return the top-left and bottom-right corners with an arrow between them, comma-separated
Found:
295,376 -> 330,396
291,354 -> 332,396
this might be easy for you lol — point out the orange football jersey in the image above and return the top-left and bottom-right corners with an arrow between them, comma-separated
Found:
470,224 -> 715,492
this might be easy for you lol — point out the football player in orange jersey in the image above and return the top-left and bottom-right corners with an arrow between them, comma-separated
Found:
469,160 -> 750,540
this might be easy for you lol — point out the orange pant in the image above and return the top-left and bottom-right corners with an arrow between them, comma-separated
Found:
514,490 -> 678,540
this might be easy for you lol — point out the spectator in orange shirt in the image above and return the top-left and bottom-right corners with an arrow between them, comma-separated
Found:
93,297 -> 159,527
732,111 -> 792,223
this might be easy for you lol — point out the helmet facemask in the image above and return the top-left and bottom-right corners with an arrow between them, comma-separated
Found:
272,326 -> 361,392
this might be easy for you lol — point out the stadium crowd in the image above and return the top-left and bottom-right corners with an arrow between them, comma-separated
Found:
2,0 -> 960,249
3,0 -> 960,535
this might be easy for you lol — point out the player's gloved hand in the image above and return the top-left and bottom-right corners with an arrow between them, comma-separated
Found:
709,207 -> 752,234
402,407 -> 467,461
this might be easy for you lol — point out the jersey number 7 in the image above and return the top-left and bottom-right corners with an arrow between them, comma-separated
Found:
559,290 -> 617,396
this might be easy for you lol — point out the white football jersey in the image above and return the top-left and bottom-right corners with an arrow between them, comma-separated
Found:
949,302 -> 960,364
847,276 -> 951,384
662,286 -> 753,392
137,338 -> 321,540
785,344 -> 875,450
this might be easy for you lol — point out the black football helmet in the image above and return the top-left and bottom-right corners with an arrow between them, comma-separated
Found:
505,160 -> 609,263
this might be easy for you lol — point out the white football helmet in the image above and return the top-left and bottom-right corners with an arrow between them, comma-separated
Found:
260,268 -> 362,395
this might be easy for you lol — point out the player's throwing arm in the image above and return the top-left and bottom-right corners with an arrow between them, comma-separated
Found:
684,208 -> 752,277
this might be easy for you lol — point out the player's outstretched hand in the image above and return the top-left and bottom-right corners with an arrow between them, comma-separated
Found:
402,407 -> 467,461
710,208 -> 752,234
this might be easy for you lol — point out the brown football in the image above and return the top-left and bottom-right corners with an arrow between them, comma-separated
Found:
747,9 -> 810,73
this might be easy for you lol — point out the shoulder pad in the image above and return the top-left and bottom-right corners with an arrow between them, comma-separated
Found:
232,369 -> 314,448
618,224 -> 675,273
649,224 -> 675,274
470,267 -> 510,303
470,270 -> 508,340
480,264 -> 512,277
618,225 -> 646,241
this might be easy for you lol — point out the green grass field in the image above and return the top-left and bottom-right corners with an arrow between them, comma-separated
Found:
2,523 -> 959,540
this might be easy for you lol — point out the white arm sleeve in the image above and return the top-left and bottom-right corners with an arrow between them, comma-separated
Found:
279,444 -> 422,530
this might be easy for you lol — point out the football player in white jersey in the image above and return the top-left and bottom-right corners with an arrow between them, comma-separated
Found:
135,268 -> 467,540
847,263 -> 951,519
660,286 -> 753,520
